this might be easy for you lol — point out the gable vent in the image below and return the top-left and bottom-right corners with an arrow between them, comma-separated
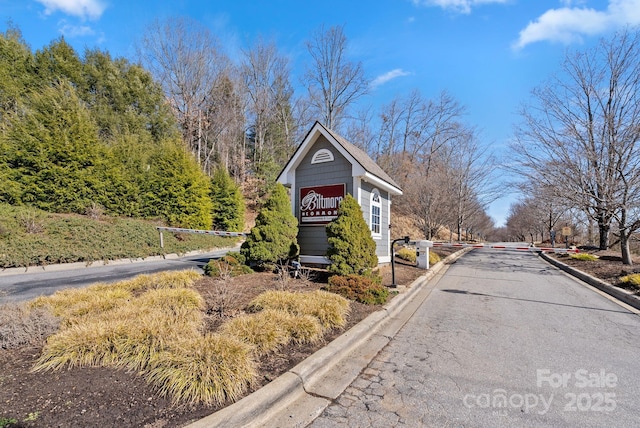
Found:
311,149 -> 334,164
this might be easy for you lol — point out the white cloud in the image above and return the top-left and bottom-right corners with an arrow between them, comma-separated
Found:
371,69 -> 412,88
36,0 -> 106,20
513,0 -> 640,50
411,0 -> 509,14
59,21 -> 95,37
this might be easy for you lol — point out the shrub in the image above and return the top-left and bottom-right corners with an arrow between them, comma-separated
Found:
570,253 -> 599,261
203,255 -> 253,278
396,247 -> 416,263
0,303 -> 60,349
326,274 -> 389,305
325,194 -> 377,276
240,183 -> 299,268
0,203 -> 236,269
429,251 -> 442,265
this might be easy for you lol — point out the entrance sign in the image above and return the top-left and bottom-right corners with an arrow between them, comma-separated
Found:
299,183 -> 345,224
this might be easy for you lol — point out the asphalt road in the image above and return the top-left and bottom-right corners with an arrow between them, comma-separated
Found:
0,247 -> 237,303
310,249 -> 640,427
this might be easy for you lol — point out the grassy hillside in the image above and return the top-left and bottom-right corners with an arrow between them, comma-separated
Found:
0,204 -> 238,269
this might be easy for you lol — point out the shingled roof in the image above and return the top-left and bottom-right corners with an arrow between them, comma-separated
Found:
316,122 -> 401,191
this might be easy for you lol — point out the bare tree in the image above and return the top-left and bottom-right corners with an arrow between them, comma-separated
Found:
202,73 -> 246,179
403,157 -> 455,239
506,199 -> 539,243
344,106 -> 376,153
303,24 -> 369,130
137,17 -> 231,170
443,131 -> 492,240
512,27 -> 640,264
241,38 -> 296,181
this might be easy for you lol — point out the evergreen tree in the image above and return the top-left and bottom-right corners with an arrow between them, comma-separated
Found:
240,183 -> 299,267
34,37 -> 84,88
141,141 -> 213,229
3,81 -> 107,213
82,49 -> 177,142
325,194 -> 378,275
210,167 -> 245,232
0,26 -> 34,125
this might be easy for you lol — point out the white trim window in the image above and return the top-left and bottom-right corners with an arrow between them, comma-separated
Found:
370,188 -> 382,237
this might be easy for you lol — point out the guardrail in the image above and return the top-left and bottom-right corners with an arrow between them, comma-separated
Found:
156,227 -> 247,248
427,242 -> 580,254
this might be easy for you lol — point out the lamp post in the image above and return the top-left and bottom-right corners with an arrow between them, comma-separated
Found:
391,236 -> 410,288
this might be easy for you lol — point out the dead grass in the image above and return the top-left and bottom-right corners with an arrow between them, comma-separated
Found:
0,303 -> 60,349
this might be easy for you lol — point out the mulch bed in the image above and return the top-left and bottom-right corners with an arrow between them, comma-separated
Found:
5,246 -> 635,427
0,260 -> 429,428
550,248 -> 640,295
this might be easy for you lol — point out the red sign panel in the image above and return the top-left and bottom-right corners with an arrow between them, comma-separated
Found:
299,183 -> 345,224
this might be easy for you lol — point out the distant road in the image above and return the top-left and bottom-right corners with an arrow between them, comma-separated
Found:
0,247 -> 237,303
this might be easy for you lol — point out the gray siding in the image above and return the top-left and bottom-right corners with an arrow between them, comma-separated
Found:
295,137 -> 352,256
360,182 -> 390,259
292,136 -> 393,260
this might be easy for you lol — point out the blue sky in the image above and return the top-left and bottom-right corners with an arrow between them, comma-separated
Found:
2,0 -> 640,226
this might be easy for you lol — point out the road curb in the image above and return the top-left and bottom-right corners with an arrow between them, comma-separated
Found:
0,247 -> 240,277
539,252 -> 640,310
186,247 -> 471,428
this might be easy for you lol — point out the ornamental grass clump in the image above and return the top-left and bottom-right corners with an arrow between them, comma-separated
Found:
30,287 -> 132,326
619,273 -> 640,289
33,291 -> 204,373
219,309 -> 292,355
220,309 -> 324,356
110,269 -> 201,292
570,253 -> 599,261
248,290 -> 350,329
32,272 -> 204,374
147,334 -> 256,406
429,251 -> 442,265
395,247 -> 416,263
32,320 -> 128,371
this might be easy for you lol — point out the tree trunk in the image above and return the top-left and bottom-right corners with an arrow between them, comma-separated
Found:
620,228 -> 633,266
598,219 -> 610,250
619,208 -> 633,265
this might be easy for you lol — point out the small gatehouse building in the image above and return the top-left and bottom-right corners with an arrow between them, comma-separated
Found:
276,122 -> 402,265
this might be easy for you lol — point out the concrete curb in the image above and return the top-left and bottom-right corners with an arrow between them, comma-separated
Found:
186,248 -> 471,428
0,246 -> 241,277
539,252 -> 640,310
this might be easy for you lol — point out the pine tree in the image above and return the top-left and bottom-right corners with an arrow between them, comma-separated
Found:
325,194 -> 378,275
210,167 -> 245,232
240,183 -> 299,267
5,81 -> 107,213
141,141 -> 213,229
